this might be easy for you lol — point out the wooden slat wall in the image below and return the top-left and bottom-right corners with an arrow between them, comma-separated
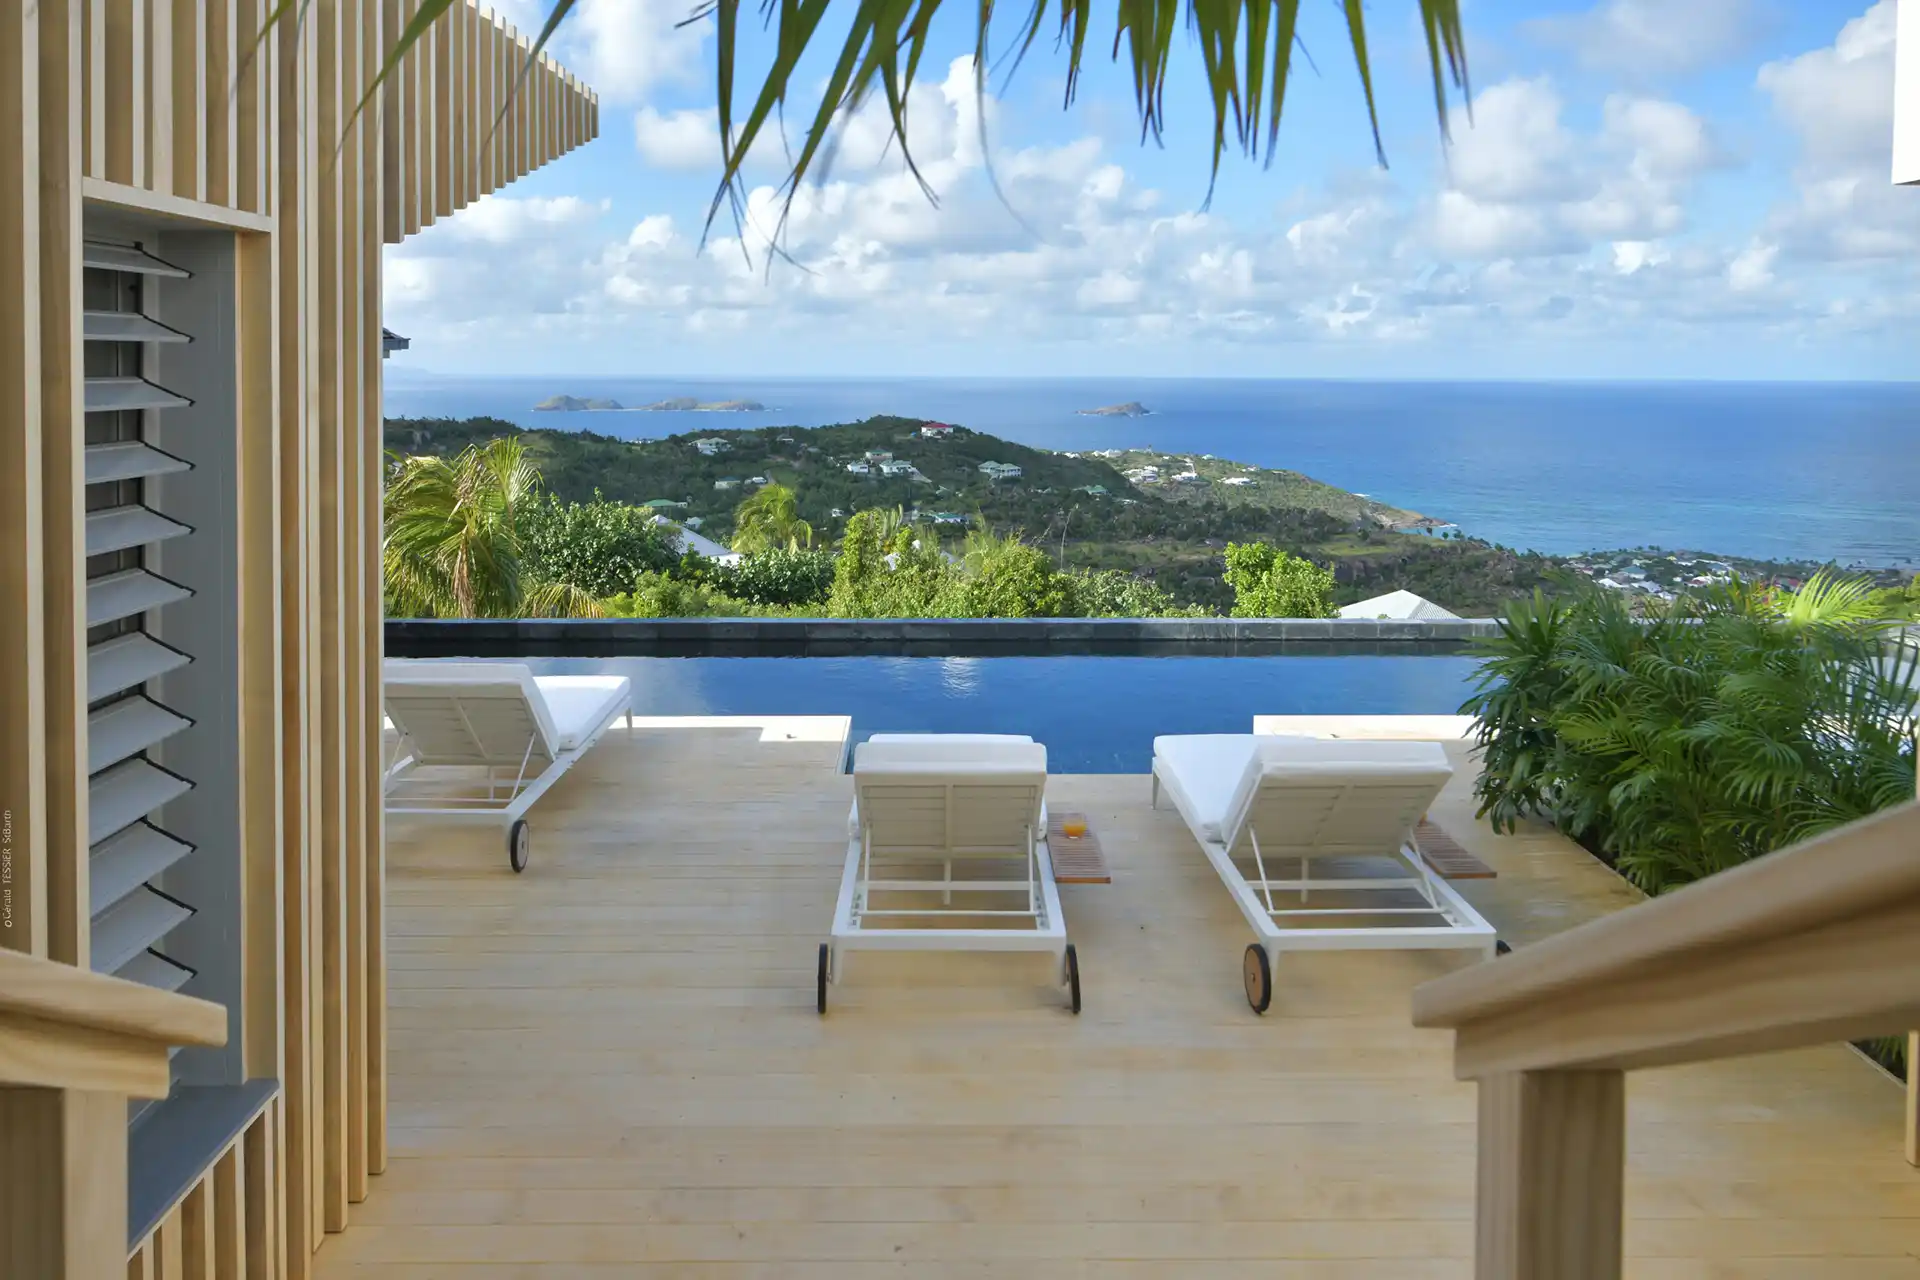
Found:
0,2 -> 597,1276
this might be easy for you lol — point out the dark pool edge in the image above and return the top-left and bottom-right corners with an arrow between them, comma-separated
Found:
385,617 -> 1502,658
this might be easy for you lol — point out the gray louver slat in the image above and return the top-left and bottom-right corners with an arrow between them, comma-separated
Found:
86,568 -> 194,627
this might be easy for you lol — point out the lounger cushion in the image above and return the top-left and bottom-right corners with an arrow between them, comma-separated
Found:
525,676 -> 629,750
1152,735 -> 1259,843
851,735 -> 1047,837
1154,734 -> 1439,844
867,733 -> 1034,745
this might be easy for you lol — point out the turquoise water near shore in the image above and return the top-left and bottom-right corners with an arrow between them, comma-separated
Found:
383,375 -> 1920,568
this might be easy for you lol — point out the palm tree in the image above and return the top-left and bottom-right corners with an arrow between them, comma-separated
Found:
360,3 -> 1469,241
731,483 -> 814,553
383,437 -> 602,618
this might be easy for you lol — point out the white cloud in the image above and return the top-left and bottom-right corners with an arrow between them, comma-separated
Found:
634,106 -> 719,170
1756,2 -> 1918,262
1756,1 -> 1897,163
1428,79 -> 1714,259
1527,0 -> 1763,77
383,36 -> 1915,370
1728,242 -> 1778,291
564,0 -> 707,105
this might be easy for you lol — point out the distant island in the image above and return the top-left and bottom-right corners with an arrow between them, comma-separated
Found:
1077,402 -> 1151,417
531,395 -> 769,413
637,397 -> 767,412
533,394 -> 625,412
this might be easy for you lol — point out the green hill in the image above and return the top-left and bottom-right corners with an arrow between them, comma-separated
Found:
382,414 -> 1568,614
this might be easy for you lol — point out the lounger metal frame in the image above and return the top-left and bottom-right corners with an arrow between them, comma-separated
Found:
1152,766 -> 1498,960
382,692 -> 630,831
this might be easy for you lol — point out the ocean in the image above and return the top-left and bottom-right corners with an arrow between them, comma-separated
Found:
381,375 -> 1920,568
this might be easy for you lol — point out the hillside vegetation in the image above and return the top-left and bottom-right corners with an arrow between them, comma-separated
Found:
379,415 -> 1587,615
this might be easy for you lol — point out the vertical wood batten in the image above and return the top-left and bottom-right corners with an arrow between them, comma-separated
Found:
341,0 -> 372,1209
313,0 -> 352,1237
358,0 -> 388,1181
41,0 -> 90,969
274,4 -> 317,1272
379,0 -> 402,242
103,0 -> 144,185
0,0 -> 48,960
237,225 -> 285,1092
171,0 -> 205,198
233,0 -> 265,212
146,0 -> 174,195
204,0 -> 235,205
214,1143 -> 245,1279
431,0 -> 451,218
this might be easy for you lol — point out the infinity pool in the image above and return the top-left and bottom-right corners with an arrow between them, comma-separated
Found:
519,655 -> 1482,772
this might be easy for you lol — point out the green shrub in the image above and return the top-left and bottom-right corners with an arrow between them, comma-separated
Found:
947,534 -> 1069,618
1221,542 -> 1337,618
1063,569 -> 1206,618
709,547 -> 836,608
602,572 -> 756,618
517,493 -> 680,599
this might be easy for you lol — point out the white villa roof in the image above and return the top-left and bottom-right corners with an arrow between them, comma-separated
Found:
651,515 -> 740,564
1336,589 -> 1460,621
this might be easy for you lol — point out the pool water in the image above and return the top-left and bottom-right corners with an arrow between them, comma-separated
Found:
521,655 -> 1483,773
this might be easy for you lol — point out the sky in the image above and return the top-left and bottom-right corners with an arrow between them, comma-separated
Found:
382,0 -> 1919,380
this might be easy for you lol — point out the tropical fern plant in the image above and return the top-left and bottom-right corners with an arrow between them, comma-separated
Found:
1463,582 -> 1919,895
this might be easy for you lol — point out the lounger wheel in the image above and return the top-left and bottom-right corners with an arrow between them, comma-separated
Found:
507,819 -> 530,874
1063,944 -> 1081,1015
816,943 -> 830,1015
1242,943 -> 1272,1015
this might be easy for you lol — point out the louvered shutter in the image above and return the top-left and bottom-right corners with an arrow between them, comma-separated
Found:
81,240 -> 199,999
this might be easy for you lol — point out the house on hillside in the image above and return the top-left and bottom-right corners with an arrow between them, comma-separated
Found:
651,515 -> 740,565
920,423 -> 955,437
692,437 -> 732,456
714,478 -> 740,491
865,450 -> 893,464
1336,590 -> 1461,621
879,460 -> 919,478
979,461 -> 1022,480
846,461 -> 871,475
1222,475 -> 1254,487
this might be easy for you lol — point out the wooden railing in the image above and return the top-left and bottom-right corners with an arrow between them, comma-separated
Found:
1412,798 -> 1920,1280
0,949 -> 227,1279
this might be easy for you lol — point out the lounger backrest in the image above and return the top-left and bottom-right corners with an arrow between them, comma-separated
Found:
853,739 -> 1047,859
383,661 -> 559,769
1223,740 -> 1451,859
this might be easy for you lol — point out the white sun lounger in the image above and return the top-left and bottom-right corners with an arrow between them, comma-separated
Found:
382,660 -> 631,873
1151,734 -> 1497,1013
821,733 -> 1079,1015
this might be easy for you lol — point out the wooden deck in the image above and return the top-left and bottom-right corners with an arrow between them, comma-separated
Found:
323,717 -> 1920,1277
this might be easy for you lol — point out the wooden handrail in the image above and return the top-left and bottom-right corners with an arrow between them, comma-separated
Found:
1413,798 -> 1920,1073
1,951 -> 230,1280
0,948 -> 228,1053
1412,797 -> 1920,1280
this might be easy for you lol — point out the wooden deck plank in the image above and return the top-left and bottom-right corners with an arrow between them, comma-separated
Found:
321,717 -> 1920,1277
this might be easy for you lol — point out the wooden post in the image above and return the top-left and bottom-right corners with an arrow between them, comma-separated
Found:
1905,1031 -> 1916,1167
1475,1070 -> 1626,1280
0,1088 -> 129,1280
